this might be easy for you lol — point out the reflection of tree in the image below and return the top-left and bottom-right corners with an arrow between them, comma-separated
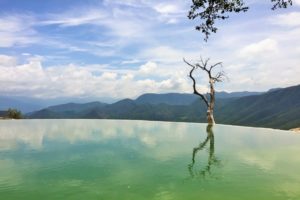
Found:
188,125 -> 221,179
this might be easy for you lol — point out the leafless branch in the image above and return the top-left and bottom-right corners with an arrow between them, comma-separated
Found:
199,57 -> 209,72
183,58 -> 209,107
211,71 -> 226,83
209,62 -> 222,72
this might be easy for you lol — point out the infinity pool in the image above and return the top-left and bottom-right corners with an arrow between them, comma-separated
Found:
0,120 -> 299,199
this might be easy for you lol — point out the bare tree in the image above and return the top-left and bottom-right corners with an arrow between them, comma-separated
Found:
183,57 -> 225,125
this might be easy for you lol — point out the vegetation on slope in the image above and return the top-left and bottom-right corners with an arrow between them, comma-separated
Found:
27,85 -> 300,130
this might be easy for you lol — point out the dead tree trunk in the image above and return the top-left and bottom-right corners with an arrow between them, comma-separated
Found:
207,78 -> 215,124
184,57 -> 225,126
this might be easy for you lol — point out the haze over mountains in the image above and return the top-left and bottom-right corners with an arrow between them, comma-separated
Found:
20,85 -> 300,130
0,91 -> 262,113
0,96 -> 116,113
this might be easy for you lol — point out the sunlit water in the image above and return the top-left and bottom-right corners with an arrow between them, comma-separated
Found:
0,119 -> 300,200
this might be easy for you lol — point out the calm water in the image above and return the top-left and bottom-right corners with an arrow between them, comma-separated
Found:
0,120 -> 300,200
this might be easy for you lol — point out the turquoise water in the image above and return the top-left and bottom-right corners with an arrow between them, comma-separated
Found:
0,119 -> 300,199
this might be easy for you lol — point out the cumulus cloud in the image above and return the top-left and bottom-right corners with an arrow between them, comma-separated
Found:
154,3 -> 180,14
0,55 -> 17,67
0,56 -> 194,99
238,38 -> 279,60
221,35 -> 300,91
270,12 -> 300,27
152,1 -> 187,23
139,61 -> 157,74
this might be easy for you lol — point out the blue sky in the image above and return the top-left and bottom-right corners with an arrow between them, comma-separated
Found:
0,0 -> 300,100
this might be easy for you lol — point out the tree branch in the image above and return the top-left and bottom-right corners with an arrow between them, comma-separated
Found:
183,58 -> 209,107
188,0 -> 249,41
209,62 -> 222,72
271,0 -> 293,10
188,0 -> 292,41
211,71 -> 226,83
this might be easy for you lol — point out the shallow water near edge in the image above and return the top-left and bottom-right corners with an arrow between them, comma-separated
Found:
0,119 -> 300,200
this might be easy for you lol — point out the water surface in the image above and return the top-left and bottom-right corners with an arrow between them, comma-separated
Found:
0,119 -> 300,200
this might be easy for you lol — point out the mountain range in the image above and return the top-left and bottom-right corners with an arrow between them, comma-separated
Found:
0,96 -> 116,113
24,85 -> 300,130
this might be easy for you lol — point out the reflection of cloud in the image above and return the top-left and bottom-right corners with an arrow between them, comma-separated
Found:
1,120 -> 300,198
154,186 -> 174,200
140,133 -> 157,147
238,151 -> 276,171
0,120 -> 195,152
0,120 -> 211,164
1,120 -> 300,165
0,122 -> 44,151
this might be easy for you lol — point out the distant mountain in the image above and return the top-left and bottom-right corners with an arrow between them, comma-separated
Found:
135,91 -> 262,105
1,90 -> 260,113
135,93 -> 198,105
27,85 -> 300,130
0,110 -> 7,117
215,91 -> 262,98
28,91 -> 256,119
28,102 -> 107,119
0,96 -> 116,113
46,102 -> 107,112
0,96 -> 44,113
267,88 -> 282,93
216,85 -> 300,130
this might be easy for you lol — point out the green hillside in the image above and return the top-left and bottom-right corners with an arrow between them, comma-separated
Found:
28,85 -> 300,130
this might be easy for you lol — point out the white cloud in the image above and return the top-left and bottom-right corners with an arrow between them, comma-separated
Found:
0,55 -> 194,99
151,1 -> 187,24
103,0 -> 145,8
39,6 -> 153,43
38,0 -> 187,40
121,59 -> 141,65
140,46 -> 198,63
0,55 -> 17,67
270,12 -> 300,27
0,0 -> 299,96
101,72 -> 118,80
0,15 -> 38,47
220,35 -> 300,92
154,3 -> 181,14
238,38 -> 278,60
295,0 -> 300,6
41,10 -> 107,27
139,61 -> 157,74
